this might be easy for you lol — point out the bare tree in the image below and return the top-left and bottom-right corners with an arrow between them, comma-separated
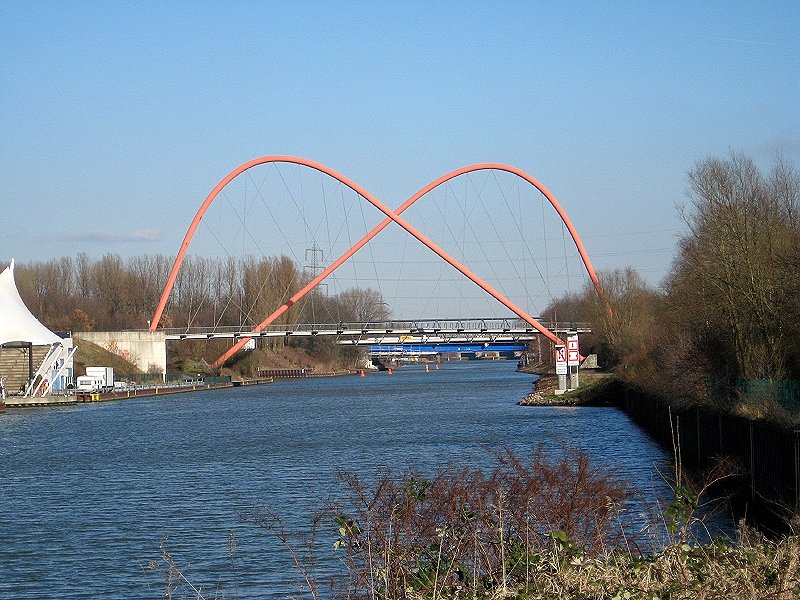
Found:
6,251 -> 384,359
668,153 -> 800,381
334,288 -> 390,323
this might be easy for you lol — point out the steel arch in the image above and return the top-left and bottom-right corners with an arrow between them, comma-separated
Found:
149,157 -> 609,368
392,163 -> 611,315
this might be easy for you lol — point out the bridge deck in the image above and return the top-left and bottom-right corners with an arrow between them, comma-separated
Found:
160,318 -> 591,344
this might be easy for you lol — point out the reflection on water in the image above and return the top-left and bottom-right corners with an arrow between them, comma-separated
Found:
0,360 -> 728,598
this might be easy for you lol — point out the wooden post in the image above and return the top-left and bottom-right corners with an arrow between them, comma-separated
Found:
794,430 -> 799,513
696,406 -> 701,465
749,424 -> 755,500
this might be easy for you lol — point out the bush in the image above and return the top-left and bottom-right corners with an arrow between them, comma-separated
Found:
329,447 -> 635,598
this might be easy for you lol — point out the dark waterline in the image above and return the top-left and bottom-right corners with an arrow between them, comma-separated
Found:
0,361 -> 724,598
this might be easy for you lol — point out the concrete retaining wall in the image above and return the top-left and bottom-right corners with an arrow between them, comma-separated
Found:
76,331 -> 167,377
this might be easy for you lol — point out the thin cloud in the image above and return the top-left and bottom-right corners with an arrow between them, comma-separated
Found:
63,228 -> 162,243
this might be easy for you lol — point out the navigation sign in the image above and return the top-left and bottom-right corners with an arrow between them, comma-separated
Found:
555,345 -> 567,375
567,333 -> 580,366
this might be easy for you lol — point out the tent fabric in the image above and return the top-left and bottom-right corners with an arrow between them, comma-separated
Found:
0,260 -> 62,346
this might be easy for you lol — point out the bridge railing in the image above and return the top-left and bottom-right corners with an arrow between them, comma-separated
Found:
157,318 -> 592,337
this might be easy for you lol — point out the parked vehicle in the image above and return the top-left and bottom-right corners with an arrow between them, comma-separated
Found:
75,376 -> 104,392
84,366 -> 114,392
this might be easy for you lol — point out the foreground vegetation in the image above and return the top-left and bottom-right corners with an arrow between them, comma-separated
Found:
156,447 -> 800,599
318,453 -> 799,599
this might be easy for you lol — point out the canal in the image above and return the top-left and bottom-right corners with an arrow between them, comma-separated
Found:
0,360 -> 724,598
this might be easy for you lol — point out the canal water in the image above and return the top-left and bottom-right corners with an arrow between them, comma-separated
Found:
0,360 -> 721,598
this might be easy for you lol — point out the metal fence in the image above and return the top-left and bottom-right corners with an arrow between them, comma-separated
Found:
618,384 -> 800,515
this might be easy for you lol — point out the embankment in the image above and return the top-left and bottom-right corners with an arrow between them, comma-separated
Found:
518,371 -> 614,406
608,379 -> 799,529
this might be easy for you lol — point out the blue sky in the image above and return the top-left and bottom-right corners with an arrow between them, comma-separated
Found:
2,1 -> 798,291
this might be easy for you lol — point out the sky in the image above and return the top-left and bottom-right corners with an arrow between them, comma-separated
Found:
2,1 -> 799,295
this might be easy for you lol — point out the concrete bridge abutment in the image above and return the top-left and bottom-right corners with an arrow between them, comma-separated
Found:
75,331 -> 166,379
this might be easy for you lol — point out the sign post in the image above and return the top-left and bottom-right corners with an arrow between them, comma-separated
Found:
566,331 -> 580,390
554,344 -> 567,393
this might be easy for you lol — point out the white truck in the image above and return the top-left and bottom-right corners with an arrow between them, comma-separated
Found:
76,366 -> 114,393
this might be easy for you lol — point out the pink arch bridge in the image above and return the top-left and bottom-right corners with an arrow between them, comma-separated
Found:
149,156 -> 610,368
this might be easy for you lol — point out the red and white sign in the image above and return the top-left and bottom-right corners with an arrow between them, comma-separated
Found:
554,345 -> 567,375
567,333 -> 580,367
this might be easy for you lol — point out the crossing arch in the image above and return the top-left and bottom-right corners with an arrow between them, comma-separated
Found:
149,156 -> 610,367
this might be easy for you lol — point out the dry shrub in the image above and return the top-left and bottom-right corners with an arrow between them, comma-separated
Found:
327,449 -> 800,599
330,447 -> 635,598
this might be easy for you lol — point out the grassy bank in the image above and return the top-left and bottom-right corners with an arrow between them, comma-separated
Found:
73,337 -> 144,377
518,369 -> 613,407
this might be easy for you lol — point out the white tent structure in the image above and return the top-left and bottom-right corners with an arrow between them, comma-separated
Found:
0,260 -> 62,346
0,260 -> 75,397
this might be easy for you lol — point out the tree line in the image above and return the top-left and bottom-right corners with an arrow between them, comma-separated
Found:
545,153 -> 800,414
9,253 -> 390,333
